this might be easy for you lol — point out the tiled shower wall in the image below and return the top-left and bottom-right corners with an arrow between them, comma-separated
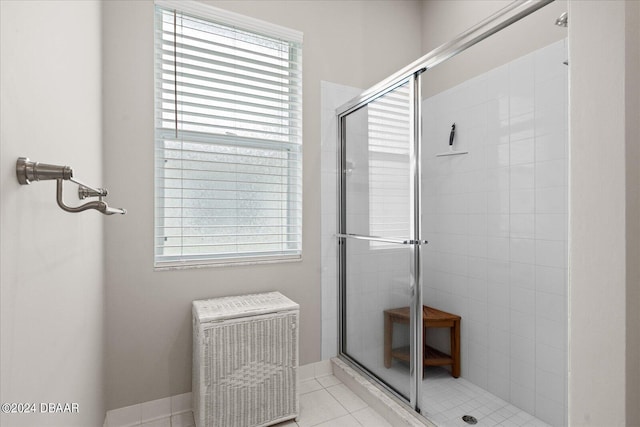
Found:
421,39 -> 568,425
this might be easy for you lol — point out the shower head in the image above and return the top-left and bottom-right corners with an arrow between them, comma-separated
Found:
555,12 -> 568,27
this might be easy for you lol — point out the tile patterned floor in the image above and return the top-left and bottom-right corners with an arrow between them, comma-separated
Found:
138,365 -> 552,427
274,373 -> 392,427
137,373 -> 390,427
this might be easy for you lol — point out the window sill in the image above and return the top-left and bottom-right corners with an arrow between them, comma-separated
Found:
154,254 -> 303,271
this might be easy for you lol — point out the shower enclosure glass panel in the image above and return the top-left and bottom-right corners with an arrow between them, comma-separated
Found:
340,82 -> 414,400
337,2 -> 566,424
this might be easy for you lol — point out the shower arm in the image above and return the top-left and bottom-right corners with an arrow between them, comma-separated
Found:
16,157 -> 126,216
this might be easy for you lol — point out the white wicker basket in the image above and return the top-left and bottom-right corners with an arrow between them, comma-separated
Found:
193,292 -> 299,427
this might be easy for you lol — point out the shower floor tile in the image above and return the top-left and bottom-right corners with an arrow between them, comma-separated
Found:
423,371 -> 550,426
380,363 -> 551,426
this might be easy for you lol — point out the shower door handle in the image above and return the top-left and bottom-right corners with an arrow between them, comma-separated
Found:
336,233 -> 428,245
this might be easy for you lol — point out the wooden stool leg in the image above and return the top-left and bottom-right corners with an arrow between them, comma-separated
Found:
384,312 -> 392,368
451,319 -> 460,378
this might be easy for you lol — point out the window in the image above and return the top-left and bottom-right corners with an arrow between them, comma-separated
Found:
154,1 -> 303,268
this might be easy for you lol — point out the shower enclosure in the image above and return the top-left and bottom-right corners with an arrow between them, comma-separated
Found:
335,0 -> 567,425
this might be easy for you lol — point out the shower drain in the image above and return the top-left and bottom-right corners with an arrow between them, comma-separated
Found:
462,415 -> 478,425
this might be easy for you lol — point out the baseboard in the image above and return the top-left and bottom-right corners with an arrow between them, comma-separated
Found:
104,392 -> 192,427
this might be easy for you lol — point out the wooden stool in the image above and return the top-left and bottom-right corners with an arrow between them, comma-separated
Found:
383,306 -> 460,378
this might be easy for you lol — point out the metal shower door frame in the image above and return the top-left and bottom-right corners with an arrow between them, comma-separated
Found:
336,71 -> 425,410
335,0 -> 555,416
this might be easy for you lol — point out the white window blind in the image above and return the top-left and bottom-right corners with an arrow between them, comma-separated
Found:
368,85 -> 411,246
154,2 -> 303,268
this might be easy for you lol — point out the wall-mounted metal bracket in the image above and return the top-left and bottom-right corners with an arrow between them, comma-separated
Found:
16,157 -> 126,215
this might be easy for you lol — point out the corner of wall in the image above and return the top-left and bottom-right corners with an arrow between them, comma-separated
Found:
625,0 -> 640,423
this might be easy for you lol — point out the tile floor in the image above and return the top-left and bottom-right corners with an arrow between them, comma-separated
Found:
136,373 -> 391,427
137,365 -> 553,427
275,373 -> 392,427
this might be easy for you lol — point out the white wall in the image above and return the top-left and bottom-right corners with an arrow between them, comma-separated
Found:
568,1 -> 640,425
0,1 -> 105,426
102,0 -> 424,410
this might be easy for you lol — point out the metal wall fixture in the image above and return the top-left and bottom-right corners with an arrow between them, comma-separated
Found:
555,11 -> 568,27
16,157 -> 126,215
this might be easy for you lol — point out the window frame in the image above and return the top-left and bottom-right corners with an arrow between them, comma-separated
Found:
153,0 -> 303,269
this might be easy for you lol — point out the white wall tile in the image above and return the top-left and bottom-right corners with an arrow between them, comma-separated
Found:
488,191 -> 510,214
468,276 -> 488,302
535,343 -> 565,376
487,214 -> 510,237
535,159 -> 566,189
487,373 -> 510,402
535,240 -> 566,268
510,138 -> 535,165
487,143 -> 510,168
534,39 -> 567,84
510,334 -> 534,364
510,381 -> 535,414
535,292 -> 566,323
487,117 -> 511,145
510,112 -> 534,141
510,310 -> 535,338
509,56 -> 534,117
535,265 -> 566,296
535,131 -> 567,162
536,369 -> 565,405
511,287 -> 535,315
510,164 -> 535,189
535,106 -> 567,137
535,213 -> 566,241
487,237 -> 510,261
489,326 -> 510,353
535,393 -> 566,427
511,358 -> 535,389
487,167 -> 510,191
510,262 -> 535,289
510,189 -> 535,214
468,256 -> 488,279
535,187 -> 566,214
487,64 -> 510,100
510,238 -> 535,264
487,260 -> 510,284
488,281 -> 510,308
536,317 -> 565,350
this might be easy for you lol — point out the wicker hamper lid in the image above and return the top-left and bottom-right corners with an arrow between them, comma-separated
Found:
193,291 -> 299,322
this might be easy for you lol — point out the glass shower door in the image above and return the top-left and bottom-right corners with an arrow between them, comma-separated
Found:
338,80 -> 420,402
